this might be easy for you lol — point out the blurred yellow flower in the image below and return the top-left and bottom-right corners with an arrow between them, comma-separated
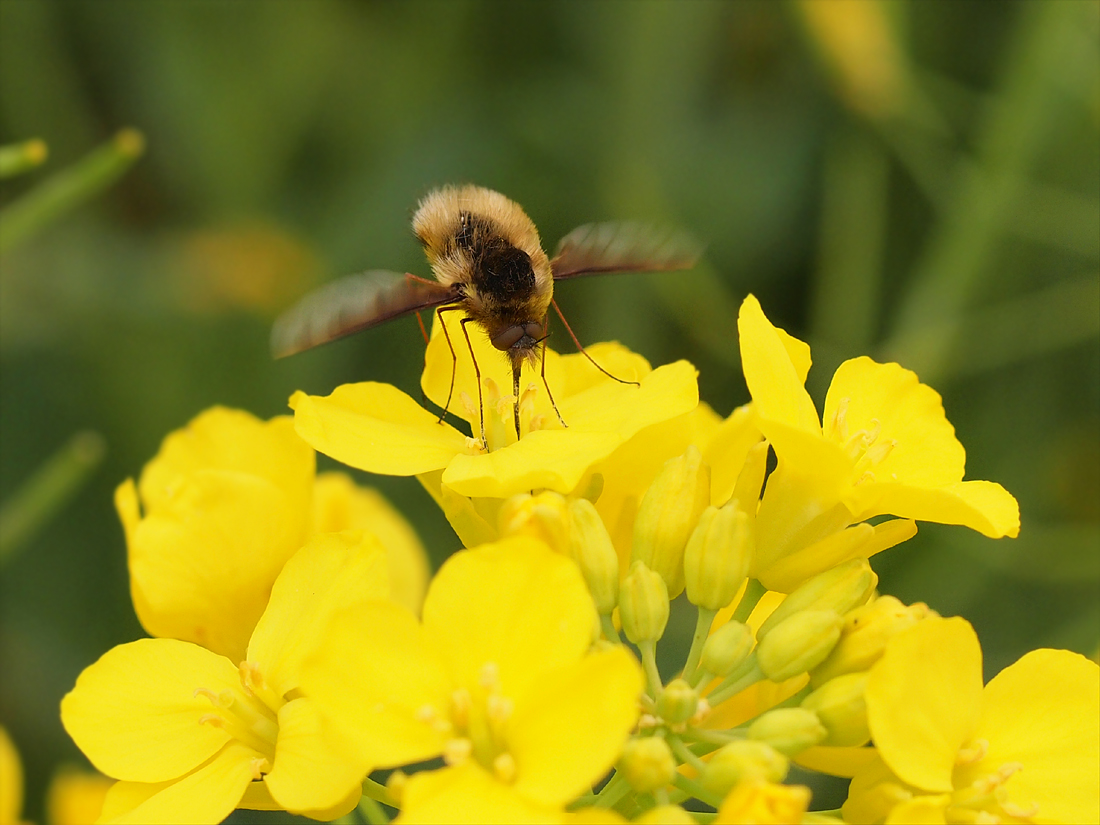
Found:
45,765 -> 111,825
115,407 -> 429,661
844,617 -> 1099,824
61,532 -> 390,824
714,777 -> 811,825
0,727 -> 25,825
299,537 -> 644,822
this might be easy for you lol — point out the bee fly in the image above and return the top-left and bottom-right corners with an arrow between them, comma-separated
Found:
272,185 -> 700,446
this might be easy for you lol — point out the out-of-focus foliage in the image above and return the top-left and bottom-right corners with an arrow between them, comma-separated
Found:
0,1 -> 1096,820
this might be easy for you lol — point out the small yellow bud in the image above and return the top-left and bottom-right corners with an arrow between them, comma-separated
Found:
568,498 -> 620,615
632,446 -> 711,597
700,620 -> 755,678
656,678 -> 698,726
746,707 -> 827,757
619,736 -> 676,793
700,740 -> 789,796
811,594 -> 923,685
757,558 -> 877,639
801,672 -> 870,747
619,561 -> 670,644
683,503 -> 754,610
497,491 -> 570,554
756,610 -> 843,682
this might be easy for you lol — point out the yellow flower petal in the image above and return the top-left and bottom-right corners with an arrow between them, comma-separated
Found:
883,796 -> 949,824
263,698 -> 366,814
968,649 -> 1099,824
311,471 -> 430,614
423,538 -> 595,702
95,742 -> 255,825
704,404 -> 763,507
758,519 -> 916,593
290,383 -> 472,476
246,531 -> 389,696
866,617 -> 982,792
558,342 -> 652,395
61,639 -> 238,783
417,470 -> 500,548
852,480 -> 1020,538
296,599 -> 451,769
823,358 -> 964,487
509,646 -> 643,807
441,361 -> 699,498
737,295 -> 820,436
794,745 -> 880,778
0,727 -> 23,825
397,763 -> 561,825
119,408 -> 315,663
46,765 -> 112,825
714,777 -> 811,824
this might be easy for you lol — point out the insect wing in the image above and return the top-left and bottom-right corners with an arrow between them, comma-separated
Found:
550,221 -> 702,280
270,269 -> 457,358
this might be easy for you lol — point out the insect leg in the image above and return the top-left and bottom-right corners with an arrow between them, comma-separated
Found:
459,316 -> 487,447
540,334 -> 568,428
551,298 -> 640,386
436,305 -> 463,426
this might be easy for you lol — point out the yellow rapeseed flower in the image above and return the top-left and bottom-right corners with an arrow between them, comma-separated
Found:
290,311 -> 699,501
844,616 -> 1099,823
115,408 -> 429,661
61,532 -> 391,824
298,537 -> 644,822
735,295 -> 1019,591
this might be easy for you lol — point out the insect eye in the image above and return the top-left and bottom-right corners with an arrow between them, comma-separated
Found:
490,325 -> 527,351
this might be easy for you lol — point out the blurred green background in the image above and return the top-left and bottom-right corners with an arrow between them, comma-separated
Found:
1,0 -> 1097,820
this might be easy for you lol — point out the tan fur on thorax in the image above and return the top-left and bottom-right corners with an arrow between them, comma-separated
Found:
412,185 -> 554,319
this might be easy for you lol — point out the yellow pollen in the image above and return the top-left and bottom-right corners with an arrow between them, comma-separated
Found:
528,413 -> 546,432
443,738 -> 472,766
1001,799 -> 1040,819
638,713 -> 659,729
459,391 -> 478,418
691,698 -> 711,725
495,394 -> 515,420
194,687 -> 233,708
493,753 -> 518,784
956,739 -> 990,766
486,694 -> 514,725
450,689 -> 471,731
195,682 -> 279,761
249,757 -> 269,780
479,662 -> 501,692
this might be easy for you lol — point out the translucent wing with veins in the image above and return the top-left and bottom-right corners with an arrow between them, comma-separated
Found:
550,222 -> 703,280
270,269 -> 457,359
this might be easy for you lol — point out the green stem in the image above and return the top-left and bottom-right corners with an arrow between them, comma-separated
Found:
592,770 -> 631,809
356,795 -> 390,825
360,776 -> 396,808
0,431 -> 106,565
731,579 -> 766,624
671,772 -> 723,809
639,641 -> 664,698
0,128 -> 144,253
668,735 -> 707,774
706,660 -> 765,706
0,139 -> 48,179
680,606 -> 716,686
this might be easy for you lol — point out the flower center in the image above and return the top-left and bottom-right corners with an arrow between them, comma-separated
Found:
826,398 -> 896,483
946,751 -> 1036,823
194,661 -> 283,774
423,661 -> 518,784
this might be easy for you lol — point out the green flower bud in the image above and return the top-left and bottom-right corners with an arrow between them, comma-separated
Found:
700,620 -> 755,678
683,503 -> 753,611
656,678 -> 698,726
756,610 -> 843,682
811,595 -> 925,685
699,740 -> 789,795
746,707 -> 827,757
619,736 -> 676,793
632,446 -> 711,598
757,558 -> 877,639
567,498 -> 619,615
619,561 -> 670,644
801,672 -> 870,747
